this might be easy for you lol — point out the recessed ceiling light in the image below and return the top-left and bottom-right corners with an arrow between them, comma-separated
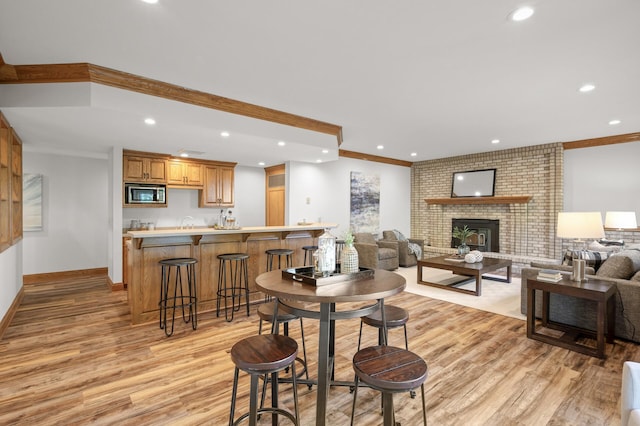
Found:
220,131 -> 230,137
258,161 -> 265,166
144,117 -> 156,125
491,139 -> 500,144
180,153 -> 189,158
579,84 -> 596,93
510,6 -> 534,21
609,119 -> 621,125
277,141 -> 286,147
410,152 -> 417,157
141,0 -> 158,4
377,145 -> 384,150
316,159 -> 322,163
322,149 -> 329,154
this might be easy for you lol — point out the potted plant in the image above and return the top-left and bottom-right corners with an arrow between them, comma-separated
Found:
452,225 -> 476,255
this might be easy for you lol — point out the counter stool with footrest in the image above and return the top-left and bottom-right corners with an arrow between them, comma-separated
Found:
229,334 -> 300,426
264,248 -> 294,302
216,253 -> 250,322
351,345 -> 428,426
158,257 -> 198,337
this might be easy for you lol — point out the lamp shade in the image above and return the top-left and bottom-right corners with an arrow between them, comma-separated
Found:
604,211 -> 638,229
557,212 -> 605,239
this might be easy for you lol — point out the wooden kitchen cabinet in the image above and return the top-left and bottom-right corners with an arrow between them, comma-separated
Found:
167,159 -> 203,187
11,129 -> 22,244
0,113 -> 11,252
200,164 -> 235,207
123,153 -> 167,183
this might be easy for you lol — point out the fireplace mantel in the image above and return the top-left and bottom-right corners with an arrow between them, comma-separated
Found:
424,195 -> 532,205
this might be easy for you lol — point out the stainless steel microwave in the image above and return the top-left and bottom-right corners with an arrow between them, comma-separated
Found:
125,183 -> 166,205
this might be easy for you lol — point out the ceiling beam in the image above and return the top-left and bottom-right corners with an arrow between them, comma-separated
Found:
0,57 -> 343,145
563,132 -> 640,150
339,149 -> 412,167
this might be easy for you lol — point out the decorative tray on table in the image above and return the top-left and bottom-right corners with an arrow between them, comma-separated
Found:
282,266 -> 375,286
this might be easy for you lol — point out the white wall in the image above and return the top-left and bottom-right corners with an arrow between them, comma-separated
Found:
288,158 -> 412,239
22,152 -> 109,275
0,243 -> 22,320
564,141 -> 640,215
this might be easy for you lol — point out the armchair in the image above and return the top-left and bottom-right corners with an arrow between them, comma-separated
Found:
353,233 -> 399,271
382,230 -> 424,267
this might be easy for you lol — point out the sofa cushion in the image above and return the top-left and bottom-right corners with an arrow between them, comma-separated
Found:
378,247 -> 397,260
632,270 -> 640,282
596,255 -> 636,280
562,249 -> 609,271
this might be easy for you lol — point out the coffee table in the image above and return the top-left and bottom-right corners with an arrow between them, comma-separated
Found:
417,254 -> 512,296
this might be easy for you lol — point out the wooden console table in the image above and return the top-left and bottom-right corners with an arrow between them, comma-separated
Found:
526,275 -> 616,359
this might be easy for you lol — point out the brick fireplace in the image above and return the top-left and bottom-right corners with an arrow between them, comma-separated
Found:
410,142 -> 564,261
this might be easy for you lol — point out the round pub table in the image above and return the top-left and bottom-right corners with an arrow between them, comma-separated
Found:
255,268 -> 406,426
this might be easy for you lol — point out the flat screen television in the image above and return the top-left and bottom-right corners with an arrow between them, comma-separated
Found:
451,168 -> 496,198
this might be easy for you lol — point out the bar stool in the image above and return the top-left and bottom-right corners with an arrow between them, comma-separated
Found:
265,248 -> 294,271
229,334 -> 300,426
357,305 -> 410,351
335,239 -> 345,265
302,245 -> 318,266
351,345 -> 428,426
264,248 -> 294,303
216,253 -> 250,322
257,300 -> 310,391
158,257 -> 198,337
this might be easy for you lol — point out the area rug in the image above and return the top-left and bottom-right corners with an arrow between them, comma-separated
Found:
396,266 -> 525,320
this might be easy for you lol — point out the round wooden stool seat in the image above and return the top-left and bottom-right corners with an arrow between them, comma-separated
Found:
353,345 -> 427,392
229,334 -> 300,426
231,334 -> 298,373
257,301 -> 298,323
351,345 -> 428,425
362,305 -> 409,329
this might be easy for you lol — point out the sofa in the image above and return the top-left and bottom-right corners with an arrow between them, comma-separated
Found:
381,230 -> 424,267
622,361 -> 640,426
521,248 -> 640,343
353,232 -> 399,271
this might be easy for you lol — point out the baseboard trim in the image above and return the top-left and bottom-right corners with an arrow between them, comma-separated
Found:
23,267 -> 108,285
0,286 -> 24,340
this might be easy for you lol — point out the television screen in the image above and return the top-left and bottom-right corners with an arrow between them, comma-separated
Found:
451,168 -> 496,197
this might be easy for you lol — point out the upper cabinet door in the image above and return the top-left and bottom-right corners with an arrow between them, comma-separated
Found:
167,160 -> 203,187
200,165 -> 234,207
123,155 -> 167,183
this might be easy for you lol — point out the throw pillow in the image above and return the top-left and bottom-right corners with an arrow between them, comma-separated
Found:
596,255 -> 636,280
588,240 -> 621,253
562,250 -> 609,271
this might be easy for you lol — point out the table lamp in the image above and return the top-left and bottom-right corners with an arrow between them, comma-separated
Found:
604,211 -> 638,230
557,212 -> 605,281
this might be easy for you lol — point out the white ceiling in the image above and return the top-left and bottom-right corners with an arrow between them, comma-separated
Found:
1,0 -> 639,167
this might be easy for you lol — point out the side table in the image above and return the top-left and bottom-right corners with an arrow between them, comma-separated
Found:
526,275 -> 616,359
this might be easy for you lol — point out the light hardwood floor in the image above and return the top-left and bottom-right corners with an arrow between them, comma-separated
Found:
0,274 -> 637,425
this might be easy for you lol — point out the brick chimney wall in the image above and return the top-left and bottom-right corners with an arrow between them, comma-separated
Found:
410,142 -> 564,260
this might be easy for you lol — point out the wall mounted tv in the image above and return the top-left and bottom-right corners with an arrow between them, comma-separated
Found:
451,168 -> 496,198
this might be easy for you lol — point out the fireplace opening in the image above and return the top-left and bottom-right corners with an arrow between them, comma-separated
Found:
451,218 -> 500,252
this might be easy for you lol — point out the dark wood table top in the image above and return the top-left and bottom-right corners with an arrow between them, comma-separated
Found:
419,254 -> 512,272
255,269 -> 406,303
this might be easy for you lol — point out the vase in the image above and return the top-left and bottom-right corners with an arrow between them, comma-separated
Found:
340,243 -> 359,274
317,229 -> 336,276
457,243 -> 470,255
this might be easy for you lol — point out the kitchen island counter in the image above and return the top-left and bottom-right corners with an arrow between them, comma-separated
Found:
125,223 -> 335,325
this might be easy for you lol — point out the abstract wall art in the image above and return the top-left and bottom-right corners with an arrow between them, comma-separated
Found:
23,173 -> 43,231
349,171 -> 380,234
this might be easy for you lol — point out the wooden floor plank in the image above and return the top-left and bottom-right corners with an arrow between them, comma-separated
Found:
0,274 -> 636,425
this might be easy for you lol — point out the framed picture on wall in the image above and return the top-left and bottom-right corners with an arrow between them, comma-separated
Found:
23,173 -> 43,231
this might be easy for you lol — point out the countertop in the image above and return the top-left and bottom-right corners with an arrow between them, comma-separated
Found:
126,223 -> 337,238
